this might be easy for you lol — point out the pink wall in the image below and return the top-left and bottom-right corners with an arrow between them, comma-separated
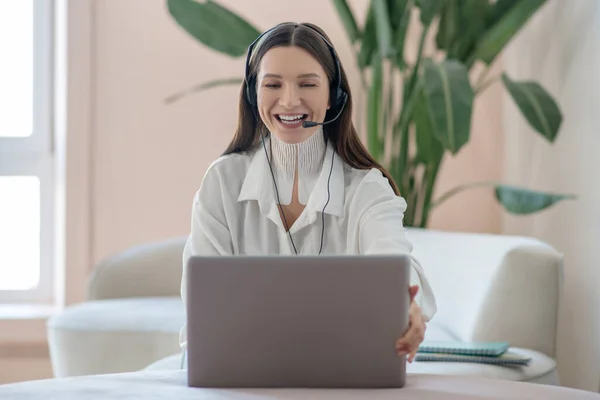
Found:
90,0 -> 504,265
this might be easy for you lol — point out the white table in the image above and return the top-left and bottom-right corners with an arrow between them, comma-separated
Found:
0,371 -> 598,400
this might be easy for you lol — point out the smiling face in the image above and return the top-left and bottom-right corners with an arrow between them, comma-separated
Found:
256,46 -> 330,144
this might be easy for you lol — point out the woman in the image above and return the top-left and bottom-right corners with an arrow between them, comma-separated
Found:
180,22 -> 436,364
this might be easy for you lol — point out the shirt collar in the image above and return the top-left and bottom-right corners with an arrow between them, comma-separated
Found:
238,136 -> 345,219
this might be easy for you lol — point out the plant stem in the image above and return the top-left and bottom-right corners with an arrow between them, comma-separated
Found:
354,48 -> 369,91
418,159 -> 442,227
475,65 -> 491,89
427,180 -> 500,211
406,25 -> 429,99
404,160 -> 418,226
351,45 -> 368,134
383,61 -> 395,160
396,79 -> 422,194
475,75 -> 501,95
396,23 -> 430,195
164,77 -> 243,104
397,79 -> 423,136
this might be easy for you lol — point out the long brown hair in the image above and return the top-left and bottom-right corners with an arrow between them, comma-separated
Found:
223,22 -> 400,196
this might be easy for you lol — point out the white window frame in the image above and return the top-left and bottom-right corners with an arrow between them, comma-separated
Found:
0,0 -> 55,303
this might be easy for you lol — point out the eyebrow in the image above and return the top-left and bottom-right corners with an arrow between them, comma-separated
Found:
262,73 -> 322,79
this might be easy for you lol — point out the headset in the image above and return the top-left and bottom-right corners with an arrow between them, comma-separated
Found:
243,23 -> 348,255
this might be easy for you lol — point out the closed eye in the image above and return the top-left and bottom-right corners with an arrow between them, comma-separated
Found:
263,82 -> 317,89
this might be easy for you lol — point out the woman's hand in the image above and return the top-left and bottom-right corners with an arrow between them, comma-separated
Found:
395,285 -> 426,363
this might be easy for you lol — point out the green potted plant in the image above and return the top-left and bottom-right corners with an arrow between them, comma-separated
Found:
165,0 -> 574,227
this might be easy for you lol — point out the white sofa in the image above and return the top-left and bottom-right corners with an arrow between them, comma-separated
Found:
47,228 -> 563,384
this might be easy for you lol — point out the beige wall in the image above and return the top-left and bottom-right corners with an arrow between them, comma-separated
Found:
0,359 -> 52,384
91,0 -> 504,264
0,319 -> 53,384
502,0 -> 600,391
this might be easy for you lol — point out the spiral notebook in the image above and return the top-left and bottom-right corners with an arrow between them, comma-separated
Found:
414,351 -> 532,366
417,341 -> 510,357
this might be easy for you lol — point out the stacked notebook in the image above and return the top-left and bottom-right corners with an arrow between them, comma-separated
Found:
415,341 -> 532,366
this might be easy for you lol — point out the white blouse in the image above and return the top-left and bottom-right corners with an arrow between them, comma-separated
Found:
179,134 -> 437,350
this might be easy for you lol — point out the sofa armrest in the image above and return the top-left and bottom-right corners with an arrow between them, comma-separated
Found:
407,228 -> 563,358
87,236 -> 187,300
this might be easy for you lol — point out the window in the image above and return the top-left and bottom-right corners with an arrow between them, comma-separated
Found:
0,0 -> 54,303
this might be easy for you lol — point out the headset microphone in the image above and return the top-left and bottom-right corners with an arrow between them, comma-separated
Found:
302,94 -> 348,128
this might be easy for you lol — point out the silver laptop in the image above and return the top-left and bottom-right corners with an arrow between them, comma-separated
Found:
185,255 -> 411,388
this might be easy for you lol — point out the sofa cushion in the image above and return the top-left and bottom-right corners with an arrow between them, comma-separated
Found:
144,353 -> 183,370
48,297 -> 184,332
414,321 -> 558,384
424,320 -> 460,342
47,297 -> 185,377
408,347 -> 558,384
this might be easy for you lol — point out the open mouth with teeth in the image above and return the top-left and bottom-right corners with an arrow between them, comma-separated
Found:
275,114 -> 309,126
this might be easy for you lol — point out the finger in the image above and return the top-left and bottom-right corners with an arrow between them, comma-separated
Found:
396,305 -> 424,345
398,342 -> 419,361
396,329 -> 421,354
396,335 -> 410,354
397,318 -> 425,353
396,296 -> 425,356
408,348 -> 418,363
409,285 -> 419,302
397,303 -> 421,343
403,337 -> 421,356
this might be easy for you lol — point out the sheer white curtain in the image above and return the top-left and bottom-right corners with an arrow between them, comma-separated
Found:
502,0 -> 600,391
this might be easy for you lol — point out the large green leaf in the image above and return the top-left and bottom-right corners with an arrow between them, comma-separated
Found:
167,0 -> 261,57
435,0 -> 458,51
495,185 -> 575,214
357,7 -> 377,68
392,0 -> 411,69
471,0 -> 547,65
422,58 -> 474,154
367,53 -> 384,160
453,0 -> 487,62
387,0 -> 409,28
484,0 -> 518,29
416,0 -> 443,25
428,181 -> 575,214
372,0 -> 395,58
332,0 -> 360,43
436,0 -> 490,65
502,74 -> 562,143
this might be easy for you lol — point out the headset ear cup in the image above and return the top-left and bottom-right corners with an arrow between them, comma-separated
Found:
245,78 -> 256,107
336,89 -> 347,108
329,56 -> 346,111
330,88 -> 347,112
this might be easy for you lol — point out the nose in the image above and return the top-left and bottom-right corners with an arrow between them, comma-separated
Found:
279,84 -> 301,109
